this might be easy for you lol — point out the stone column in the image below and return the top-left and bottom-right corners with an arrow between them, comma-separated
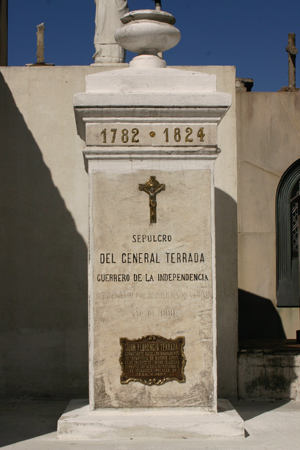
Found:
287,33 -> 297,90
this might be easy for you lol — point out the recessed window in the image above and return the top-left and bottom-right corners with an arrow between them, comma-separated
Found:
276,159 -> 300,307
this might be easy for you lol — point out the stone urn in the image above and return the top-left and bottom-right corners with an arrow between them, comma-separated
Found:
115,9 -> 181,68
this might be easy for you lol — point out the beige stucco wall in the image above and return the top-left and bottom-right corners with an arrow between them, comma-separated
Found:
237,92 -> 300,339
0,65 -> 237,399
0,66 -> 93,398
189,66 -> 238,398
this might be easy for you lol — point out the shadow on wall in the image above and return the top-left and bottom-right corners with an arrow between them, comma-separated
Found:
237,292 -> 299,404
215,188 -> 238,398
239,290 -> 286,340
0,72 -> 88,399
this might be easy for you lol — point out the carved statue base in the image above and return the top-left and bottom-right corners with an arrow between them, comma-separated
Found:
93,0 -> 128,64
93,44 -> 125,65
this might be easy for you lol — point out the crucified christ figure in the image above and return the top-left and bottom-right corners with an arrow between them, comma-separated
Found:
139,176 -> 165,224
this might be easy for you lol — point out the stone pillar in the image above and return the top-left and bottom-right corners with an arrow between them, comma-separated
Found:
36,23 -> 45,64
287,33 -> 297,90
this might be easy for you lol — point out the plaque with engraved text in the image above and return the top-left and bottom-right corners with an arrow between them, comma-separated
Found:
120,335 -> 186,385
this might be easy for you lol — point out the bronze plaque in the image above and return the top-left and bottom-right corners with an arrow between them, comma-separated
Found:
119,335 -> 186,385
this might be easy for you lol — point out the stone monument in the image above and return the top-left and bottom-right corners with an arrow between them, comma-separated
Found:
58,4 -> 244,440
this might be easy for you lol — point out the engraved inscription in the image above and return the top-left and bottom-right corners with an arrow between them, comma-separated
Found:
88,124 -> 210,147
120,335 -> 186,385
133,308 -> 179,318
92,127 -> 205,145
96,289 -> 211,301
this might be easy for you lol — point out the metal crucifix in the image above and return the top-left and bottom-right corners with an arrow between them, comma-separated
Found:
139,176 -> 165,224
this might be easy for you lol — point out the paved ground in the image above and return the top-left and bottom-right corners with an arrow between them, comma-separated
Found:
1,399 -> 300,449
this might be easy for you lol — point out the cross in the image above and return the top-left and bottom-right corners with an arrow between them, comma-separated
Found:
286,33 -> 298,90
139,176 -> 165,224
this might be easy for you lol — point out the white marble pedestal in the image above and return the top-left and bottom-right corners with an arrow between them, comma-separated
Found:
57,61 -> 244,438
58,399 -> 244,439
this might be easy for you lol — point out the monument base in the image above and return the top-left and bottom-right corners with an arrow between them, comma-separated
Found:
57,399 -> 245,440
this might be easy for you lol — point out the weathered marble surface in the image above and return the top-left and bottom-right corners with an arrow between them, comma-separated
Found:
57,399 -> 245,439
73,61 -> 232,413
91,167 -> 215,409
